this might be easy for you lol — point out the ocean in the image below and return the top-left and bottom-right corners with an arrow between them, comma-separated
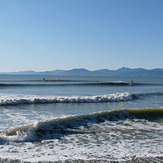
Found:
0,75 -> 162,163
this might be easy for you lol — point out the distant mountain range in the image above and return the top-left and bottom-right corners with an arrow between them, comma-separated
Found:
1,67 -> 163,77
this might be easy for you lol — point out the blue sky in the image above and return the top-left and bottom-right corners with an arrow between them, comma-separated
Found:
0,0 -> 163,72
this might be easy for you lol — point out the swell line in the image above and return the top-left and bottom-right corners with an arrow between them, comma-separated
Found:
0,81 -> 146,87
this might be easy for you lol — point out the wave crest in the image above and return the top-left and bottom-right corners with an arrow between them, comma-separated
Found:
1,108 -> 163,144
0,92 -> 133,106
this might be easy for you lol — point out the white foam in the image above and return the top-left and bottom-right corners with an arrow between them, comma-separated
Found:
0,92 -> 133,105
0,120 -> 162,162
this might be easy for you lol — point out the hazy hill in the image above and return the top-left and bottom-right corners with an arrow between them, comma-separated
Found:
1,67 -> 163,77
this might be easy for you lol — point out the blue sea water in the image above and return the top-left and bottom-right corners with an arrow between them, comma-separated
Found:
0,75 -> 163,162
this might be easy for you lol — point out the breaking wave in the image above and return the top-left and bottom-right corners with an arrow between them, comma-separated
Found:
0,92 -> 163,106
0,92 -> 133,106
0,108 -> 163,144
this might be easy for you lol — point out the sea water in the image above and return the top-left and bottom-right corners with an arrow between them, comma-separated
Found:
0,75 -> 163,162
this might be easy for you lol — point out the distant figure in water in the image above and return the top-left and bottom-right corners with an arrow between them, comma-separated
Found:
43,78 -> 46,82
131,80 -> 134,85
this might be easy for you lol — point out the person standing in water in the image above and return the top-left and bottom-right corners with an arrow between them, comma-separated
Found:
131,80 -> 134,85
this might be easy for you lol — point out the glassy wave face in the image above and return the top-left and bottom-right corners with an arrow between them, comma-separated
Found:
0,75 -> 163,162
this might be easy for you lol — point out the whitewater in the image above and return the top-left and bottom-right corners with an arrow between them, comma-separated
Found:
0,92 -> 133,105
0,75 -> 163,162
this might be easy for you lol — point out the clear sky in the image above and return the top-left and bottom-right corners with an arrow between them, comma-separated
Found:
0,0 -> 163,72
